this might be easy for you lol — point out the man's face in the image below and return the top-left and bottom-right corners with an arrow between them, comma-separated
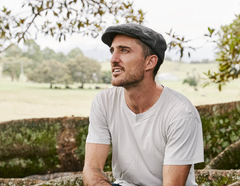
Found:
109,34 -> 146,88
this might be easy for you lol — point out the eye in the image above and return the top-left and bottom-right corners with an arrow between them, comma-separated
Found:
122,48 -> 128,52
109,49 -> 114,54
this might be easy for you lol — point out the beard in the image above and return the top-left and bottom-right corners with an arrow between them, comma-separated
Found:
111,68 -> 145,88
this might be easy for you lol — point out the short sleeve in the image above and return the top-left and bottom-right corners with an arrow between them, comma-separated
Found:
163,116 -> 204,165
86,94 -> 111,145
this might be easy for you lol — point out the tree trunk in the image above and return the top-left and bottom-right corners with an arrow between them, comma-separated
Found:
81,82 -> 84,89
205,139 -> 240,170
228,181 -> 240,186
11,71 -> 15,81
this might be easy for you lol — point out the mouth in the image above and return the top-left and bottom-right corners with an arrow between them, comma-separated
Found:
112,67 -> 123,76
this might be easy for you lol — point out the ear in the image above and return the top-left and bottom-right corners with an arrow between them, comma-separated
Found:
145,55 -> 158,71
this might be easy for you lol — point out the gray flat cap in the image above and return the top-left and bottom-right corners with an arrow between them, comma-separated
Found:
101,23 -> 167,64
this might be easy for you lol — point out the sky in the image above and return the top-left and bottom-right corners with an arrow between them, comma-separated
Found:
0,0 -> 240,62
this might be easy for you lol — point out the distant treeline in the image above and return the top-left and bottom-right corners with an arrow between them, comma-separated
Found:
190,59 -> 215,64
0,40 -> 112,88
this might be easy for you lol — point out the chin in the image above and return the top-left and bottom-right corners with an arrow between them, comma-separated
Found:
111,81 -> 121,87
111,78 -> 124,87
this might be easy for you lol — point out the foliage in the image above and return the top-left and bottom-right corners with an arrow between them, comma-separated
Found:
4,44 -> 22,57
206,139 -> 240,170
204,15 -> 240,91
183,69 -> 200,91
0,119 -> 61,178
2,57 -> 21,81
0,0 -> 145,53
195,101 -> 240,169
0,41 -> 105,86
166,14 -> 240,91
1,56 -> 33,81
67,55 -> 101,88
55,52 -> 67,63
1,45 -> 23,81
1,101 -> 240,178
42,47 -> 68,63
195,170 -> 240,186
28,59 -> 72,88
101,70 -> 112,84
67,47 -> 83,59
21,40 -> 43,63
42,47 -> 57,61
0,117 -> 90,178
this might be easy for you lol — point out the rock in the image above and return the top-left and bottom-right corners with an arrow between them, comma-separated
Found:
24,172 -> 83,181
0,178 -> 43,185
195,169 -> 240,185
1,170 -> 240,185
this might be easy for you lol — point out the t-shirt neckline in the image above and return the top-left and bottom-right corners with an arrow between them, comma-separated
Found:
122,85 -> 168,121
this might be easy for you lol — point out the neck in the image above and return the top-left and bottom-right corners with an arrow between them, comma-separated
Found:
124,81 -> 163,114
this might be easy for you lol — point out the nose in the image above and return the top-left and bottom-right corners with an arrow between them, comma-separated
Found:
110,50 -> 121,64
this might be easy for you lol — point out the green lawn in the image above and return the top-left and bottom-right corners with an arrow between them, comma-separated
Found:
0,81 -> 109,123
1,61 -> 240,123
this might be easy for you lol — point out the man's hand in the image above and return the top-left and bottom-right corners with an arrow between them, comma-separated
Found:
83,143 -> 112,186
163,165 -> 191,186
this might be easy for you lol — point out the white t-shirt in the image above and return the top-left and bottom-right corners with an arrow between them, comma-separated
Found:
86,86 -> 204,186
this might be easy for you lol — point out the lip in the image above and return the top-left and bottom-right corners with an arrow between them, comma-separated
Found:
112,67 -> 124,76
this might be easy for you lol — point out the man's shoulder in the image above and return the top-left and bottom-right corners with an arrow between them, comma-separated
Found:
93,86 -> 124,104
162,86 -> 199,118
164,87 -> 192,105
96,86 -> 123,97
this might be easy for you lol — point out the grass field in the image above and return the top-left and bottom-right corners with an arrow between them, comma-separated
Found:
0,61 -> 240,123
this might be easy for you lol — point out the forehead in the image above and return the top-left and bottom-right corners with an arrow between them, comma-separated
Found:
111,34 -> 140,48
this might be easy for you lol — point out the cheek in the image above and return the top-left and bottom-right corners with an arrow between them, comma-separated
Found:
124,56 -> 145,68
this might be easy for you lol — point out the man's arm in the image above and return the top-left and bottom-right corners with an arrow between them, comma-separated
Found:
163,165 -> 191,186
83,143 -> 111,186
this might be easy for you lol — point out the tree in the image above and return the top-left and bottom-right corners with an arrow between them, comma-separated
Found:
55,52 -> 67,63
67,47 -> 83,59
1,56 -> 33,81
67,55 -> 101,88
42,47 -> 56,60
101,70 -> 112,84
22,39 -> 43,63
0,0 -> 145,53
4,44 -> 22,57
166,14 -> 240,91
204,15 -> 240,90
2,57 -> 20,81
28,59 -> 72,88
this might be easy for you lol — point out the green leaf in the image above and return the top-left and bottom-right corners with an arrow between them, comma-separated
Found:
67,11 -> 71,19
4,24 -> 9,30
2,7 -> 7,12
6,10 -> 11,15
20,19 -> 26,24
57,23 -> 62,28
218,84 -> 222,91
53,11 -> 58,17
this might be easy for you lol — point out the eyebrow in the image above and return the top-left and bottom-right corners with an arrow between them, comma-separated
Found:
110,45 -> 131,53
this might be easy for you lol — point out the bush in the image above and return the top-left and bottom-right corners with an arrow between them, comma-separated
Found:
196,101 -> 240,169
0,117 -> 89,178
1,101 -> 240,177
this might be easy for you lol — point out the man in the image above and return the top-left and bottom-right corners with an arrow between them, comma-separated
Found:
83,23 -> 204,186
